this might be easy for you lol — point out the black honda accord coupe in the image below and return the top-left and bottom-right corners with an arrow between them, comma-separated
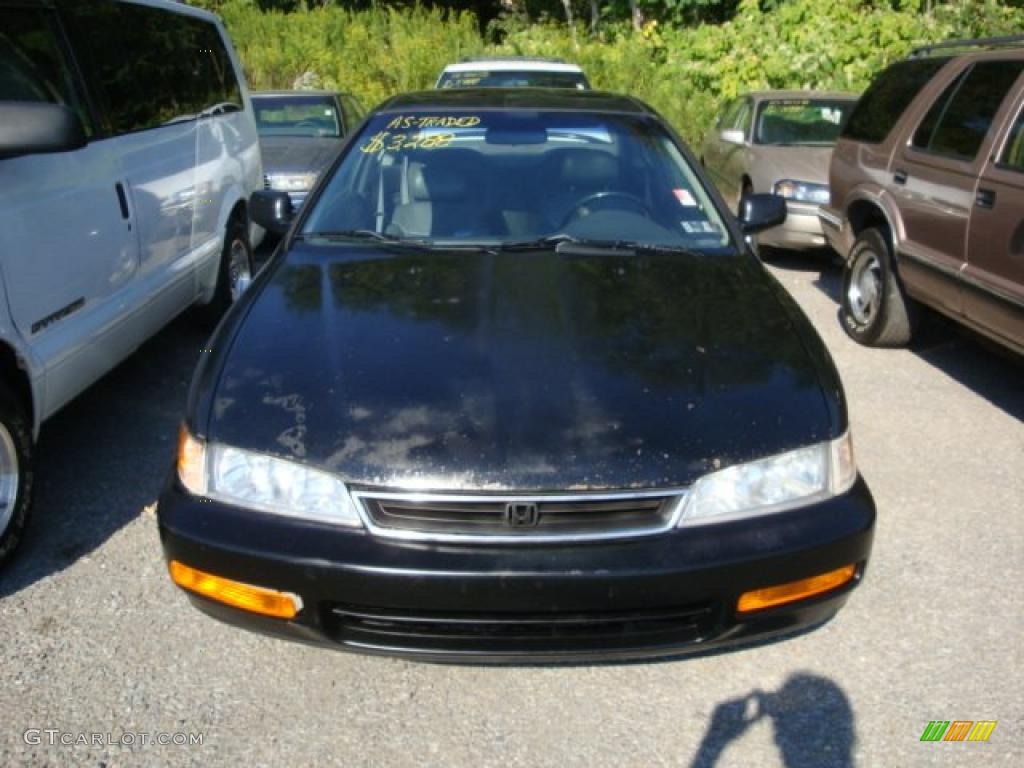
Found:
159,89 -> 874,662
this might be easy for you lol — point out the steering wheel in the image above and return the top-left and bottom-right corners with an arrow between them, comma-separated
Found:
560,191 -> 652,229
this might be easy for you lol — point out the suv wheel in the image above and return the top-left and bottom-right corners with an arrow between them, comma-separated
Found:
206,216 -> 253,318
0,383 -> 33,566
840,228 -> 916,346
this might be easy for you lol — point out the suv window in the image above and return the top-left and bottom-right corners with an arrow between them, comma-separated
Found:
843,57 -> 950,143
912,61 -> 1024,160
190,17 -> 242,115
998,105 -> 1024,171
66,3 -> 239,135
0,7 -> 92,134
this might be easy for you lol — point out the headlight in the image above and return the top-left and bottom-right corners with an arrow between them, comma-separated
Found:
266,172 -> 317,193
679,432 -> 856,525
773,179 -> 830,205
177,428 -> 362,526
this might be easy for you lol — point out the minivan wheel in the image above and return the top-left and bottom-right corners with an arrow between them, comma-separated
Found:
208,217 -> 253,317
0,383 -> 33,567
840,228 -> 915,346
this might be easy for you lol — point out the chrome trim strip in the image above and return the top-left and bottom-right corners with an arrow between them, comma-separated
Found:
898,248 -> 962,279
960,271 -> 1024,310
817,208 -> 842,229
350,488 -> 689,544
900,251 -> 1024,310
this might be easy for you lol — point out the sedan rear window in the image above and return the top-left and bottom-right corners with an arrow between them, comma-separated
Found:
254,96 -> 342,138
438,70 -> 590,90
755,99 -> 856,146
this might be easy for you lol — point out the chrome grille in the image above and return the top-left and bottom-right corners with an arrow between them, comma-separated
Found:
352,489 -> 686,543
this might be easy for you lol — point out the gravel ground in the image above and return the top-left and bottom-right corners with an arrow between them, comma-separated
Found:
0,253 -> 1021,768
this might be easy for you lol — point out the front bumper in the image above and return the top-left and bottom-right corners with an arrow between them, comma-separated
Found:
818,205 -> 850,257
758,202 -> 830,251
158,477 -> 875,663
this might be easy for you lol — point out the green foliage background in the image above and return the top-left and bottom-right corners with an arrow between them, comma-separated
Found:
201,0 -> 1024,142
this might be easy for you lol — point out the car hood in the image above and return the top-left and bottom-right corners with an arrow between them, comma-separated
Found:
259,136 -> 342,175
751,145 -> 834,188
206,245 -> 837,491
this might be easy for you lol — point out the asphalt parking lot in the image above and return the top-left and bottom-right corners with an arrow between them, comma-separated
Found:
0,251 -> 1021,768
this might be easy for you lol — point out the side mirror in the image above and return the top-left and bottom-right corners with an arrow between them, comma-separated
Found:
0,102 -> 86,159
250,190 -> 293,235
720,129 -> 746,146
740,193 -> 787,234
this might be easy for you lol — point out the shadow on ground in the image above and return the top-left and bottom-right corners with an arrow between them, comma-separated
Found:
690,672 -> 855,768
0,313 -> 211,598
769,250 -> 1024,423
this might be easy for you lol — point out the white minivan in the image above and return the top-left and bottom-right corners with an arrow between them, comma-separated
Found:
0,0 -> 263,563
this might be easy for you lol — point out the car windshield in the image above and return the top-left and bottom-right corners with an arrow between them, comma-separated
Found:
254,95 -> 341,138
755,99 -> 855,146
302,109 -> 732,251
438,70 -> 590,90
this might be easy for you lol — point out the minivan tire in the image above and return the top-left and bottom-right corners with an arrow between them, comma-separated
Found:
840,228 -> 916,347
207,216 -> 253,318
0,383 -> 33,567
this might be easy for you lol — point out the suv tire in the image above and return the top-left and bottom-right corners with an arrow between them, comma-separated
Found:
840,228 -> 916,346
0,383 -> 33,567
205,216 -> 253,319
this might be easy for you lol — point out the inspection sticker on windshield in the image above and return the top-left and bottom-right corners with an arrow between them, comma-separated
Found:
673,188 -> 697,207
681,221 -> 720,235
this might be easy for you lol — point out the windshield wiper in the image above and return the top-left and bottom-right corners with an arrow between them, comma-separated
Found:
500,234 -> 703,257
296,230 -> 500,254
296,229 -> 430,247
497,233 -> 579,251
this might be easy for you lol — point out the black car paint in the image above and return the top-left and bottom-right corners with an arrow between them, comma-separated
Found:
195,244 -> 841,491
159,475 -> 873,661
166,89 -> 872,660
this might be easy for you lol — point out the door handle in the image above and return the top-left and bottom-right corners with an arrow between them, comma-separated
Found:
975,188 -> 996,209
115,182 -> 130,219
893,169 -> 908,185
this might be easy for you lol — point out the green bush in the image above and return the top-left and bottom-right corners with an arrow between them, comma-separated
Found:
210,0 -> 1024,143
218,2 -> 484,109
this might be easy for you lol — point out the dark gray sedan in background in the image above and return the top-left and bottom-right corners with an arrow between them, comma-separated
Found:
701,90 -> 858,253
253,90 -> 364,210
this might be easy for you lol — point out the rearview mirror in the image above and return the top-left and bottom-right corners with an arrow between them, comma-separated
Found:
250,190 -> 294,235
739,193 -> 787,234
720,129 -> 746,146
0,102 -> 86,159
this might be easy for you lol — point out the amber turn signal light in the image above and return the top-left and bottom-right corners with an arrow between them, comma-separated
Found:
736,564 -> 857,614
168,560 -> 302,619
177,425 -> 207,495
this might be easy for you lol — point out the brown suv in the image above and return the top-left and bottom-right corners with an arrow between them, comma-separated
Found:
820,37 -> 1024,354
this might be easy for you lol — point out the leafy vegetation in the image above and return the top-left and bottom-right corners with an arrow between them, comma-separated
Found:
195,0 -> 1024,142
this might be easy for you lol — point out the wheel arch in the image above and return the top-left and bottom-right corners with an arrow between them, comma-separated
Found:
198,196 -> 251,305
846,198 -> 899,264
0,342 -> 35,436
